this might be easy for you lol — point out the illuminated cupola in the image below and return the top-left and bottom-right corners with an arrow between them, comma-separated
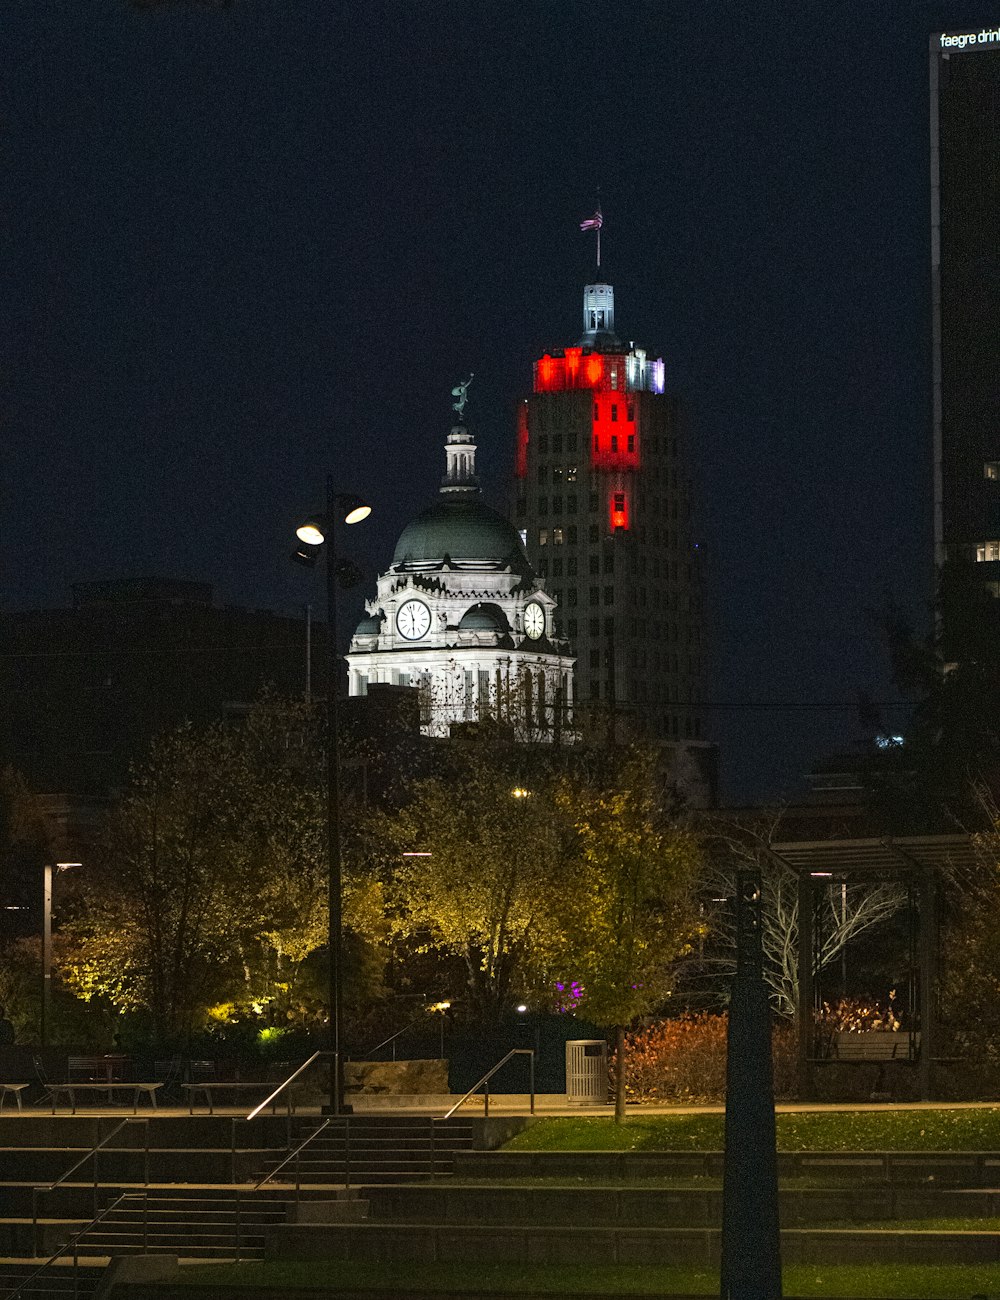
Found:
441,426 -> 479,495
578,282 -> 621,350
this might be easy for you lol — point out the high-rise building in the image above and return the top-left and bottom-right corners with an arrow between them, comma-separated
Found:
930,27 -> 1000,596
511,274 -> 712,793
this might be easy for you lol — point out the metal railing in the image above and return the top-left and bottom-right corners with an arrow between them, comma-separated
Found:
255,1116 -> 334,1198
441,1049 -> 535,1120
31,1117 -> 151,1249
245,1050 -> 328,1121
8,1189 -> 142,1300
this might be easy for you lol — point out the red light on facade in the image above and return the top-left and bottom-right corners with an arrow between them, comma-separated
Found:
538,355 -> 556,388
565,347 -> 581,382
590,395 -> 640,470
611,491 -> 629,531
585,356 -> 603,386
515,403 -> 529,478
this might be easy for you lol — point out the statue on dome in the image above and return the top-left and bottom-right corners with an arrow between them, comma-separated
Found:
451,374 -> 474,419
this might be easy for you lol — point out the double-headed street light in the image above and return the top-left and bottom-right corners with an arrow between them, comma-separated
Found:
294,477 -> 372,1115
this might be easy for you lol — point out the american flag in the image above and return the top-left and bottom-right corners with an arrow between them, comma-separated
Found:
579,210 -> 603,232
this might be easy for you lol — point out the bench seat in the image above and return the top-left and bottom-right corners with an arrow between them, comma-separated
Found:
45,1082 -> 162,1114
181,1081 -> 293,1115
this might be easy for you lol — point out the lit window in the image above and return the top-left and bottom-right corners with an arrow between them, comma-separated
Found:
566,467 -> 578,482
539,529 -> 549,546
987,463 -> 1000,480
553,528 -> 565,545
552,467 -> 563,483
977,542 -> 1000,562
518,527 -> 527,545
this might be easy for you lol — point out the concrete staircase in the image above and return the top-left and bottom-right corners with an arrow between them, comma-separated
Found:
252,1115 -> 477,1186
0,1260 -> 105,1298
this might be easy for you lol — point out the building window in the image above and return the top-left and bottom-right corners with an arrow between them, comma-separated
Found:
627,434 -> 635,453
593,403 -> 599,420
589,556 -> 599,575
553,434 -> 563,454
604,586 -> 614,605
589,524 -> 599,543
567,494 -> 577,513
590,586 -> 600,606
987,462 -> 1000,480
568,618 -> 578,637
627,404 -> 634,421
537,465 -> 547,484
538,496 -> 548,515
589,493 -> 599,513
516,498 -> 526,516
977,541 -> 1000,562
567,587 -> 578,606
593,435 -> 600,454
568,526 -> 578,544
552,496 -> 563,515
611,435 -> 618,452
567,432 -> 577,451
603,553 -> 614,573
538,528 -> 549,545
603,617 -> 615,638
553,527 -> 565,545
553,557 -> 563,577
566,467 -> 578,482
552,467 -> 563,483
611,404 -> 618,422
589,649 -> 600,669
538,435 -> 549,453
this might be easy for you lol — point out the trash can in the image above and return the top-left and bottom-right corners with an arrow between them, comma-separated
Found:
565,1039 -> 609,1104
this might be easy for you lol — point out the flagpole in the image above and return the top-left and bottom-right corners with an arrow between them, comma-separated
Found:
597,224 -> 601,270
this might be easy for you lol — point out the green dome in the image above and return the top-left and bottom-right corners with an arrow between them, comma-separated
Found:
458,603 -> 509,632
392,496 -> 532,574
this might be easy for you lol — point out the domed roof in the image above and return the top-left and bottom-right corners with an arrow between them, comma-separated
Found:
392,496 -> 532,574
354,613 -> 382,637
458,603 -> 508,632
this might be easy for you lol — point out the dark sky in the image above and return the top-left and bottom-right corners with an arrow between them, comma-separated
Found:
3,0 -> 997,801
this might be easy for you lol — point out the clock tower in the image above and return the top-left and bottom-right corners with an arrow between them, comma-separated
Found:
346,415 -> 576,741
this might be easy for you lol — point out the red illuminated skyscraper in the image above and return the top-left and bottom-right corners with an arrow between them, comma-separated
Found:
512,275 -> 712,797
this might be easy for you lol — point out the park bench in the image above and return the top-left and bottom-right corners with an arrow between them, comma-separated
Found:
832,1031 -> 919,1063
44,1081 -> 162,1114
181,1081 -> 294,1115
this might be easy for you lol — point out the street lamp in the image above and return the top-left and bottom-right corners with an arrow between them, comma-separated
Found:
294,477 -> 371,1115
42,862 -> 81,1048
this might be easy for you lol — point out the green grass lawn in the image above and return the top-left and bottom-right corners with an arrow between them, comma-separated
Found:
174,1259 -> 1000,1296
503,1109 -> 1000,1152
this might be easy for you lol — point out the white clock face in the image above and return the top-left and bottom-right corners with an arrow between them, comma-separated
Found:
524,602 -> 545,640
396,599 -> 432,641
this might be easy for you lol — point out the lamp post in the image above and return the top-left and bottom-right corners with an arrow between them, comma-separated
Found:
41,862 -> 81,1048
295,478 -> 371,1116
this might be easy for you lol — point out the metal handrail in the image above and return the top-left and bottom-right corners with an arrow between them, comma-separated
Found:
245,1050 -> 328,1120
45,1117 -> 135,1192
441,1049 -> 535,1120
8,1189 -> 141,1300
255,1117 -> 333,1193
363,1021 -> 420,1061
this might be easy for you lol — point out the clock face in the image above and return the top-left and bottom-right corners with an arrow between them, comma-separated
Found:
524,602 -> 545,640
396,599 -> 432,641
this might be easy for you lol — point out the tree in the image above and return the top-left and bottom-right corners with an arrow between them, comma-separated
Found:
687,817 -> 907,1018
378,736 -> 570,1024
551,749 -> 702,1121
61,695 -> 379,1046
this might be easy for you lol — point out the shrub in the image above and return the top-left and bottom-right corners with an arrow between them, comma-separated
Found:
615,1012 -> 798,1103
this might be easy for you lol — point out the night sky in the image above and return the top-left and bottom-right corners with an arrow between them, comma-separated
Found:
3,0 -> 997,801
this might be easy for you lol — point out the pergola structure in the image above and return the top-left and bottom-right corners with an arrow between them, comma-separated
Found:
767,835 -> 978,1101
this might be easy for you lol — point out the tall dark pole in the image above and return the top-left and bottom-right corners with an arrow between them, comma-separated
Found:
41,864 -> 52,1049
325,474 -> 346,1116
720,868 -> 782,1300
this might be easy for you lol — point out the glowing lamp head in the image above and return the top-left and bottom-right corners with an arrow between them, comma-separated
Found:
342,500 -> 372,525
296,519 -> 326,546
